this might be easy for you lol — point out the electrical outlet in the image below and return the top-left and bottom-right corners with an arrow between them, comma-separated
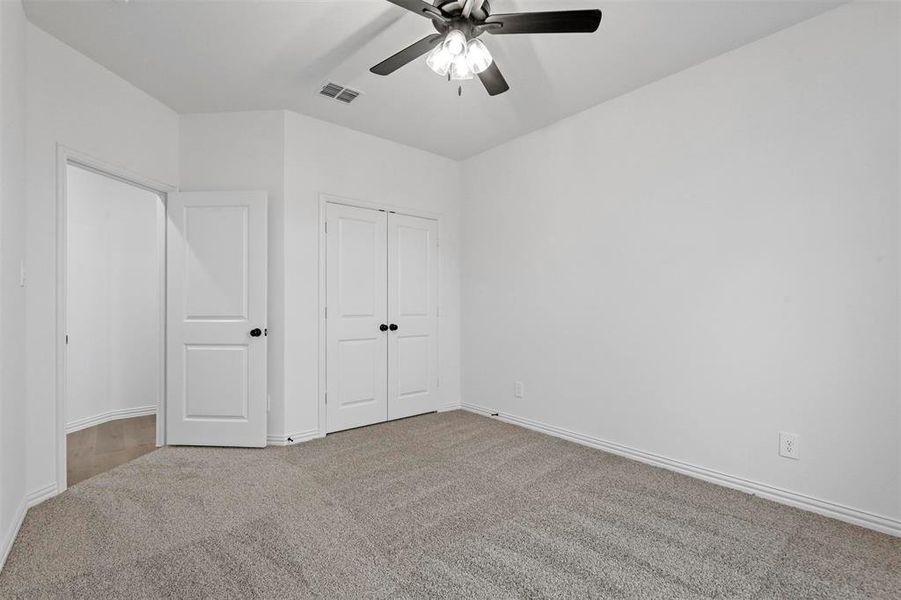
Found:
514,381 -> 524,399
779,431 -> 799,460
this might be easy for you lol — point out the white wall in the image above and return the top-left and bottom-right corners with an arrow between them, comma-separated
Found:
179,110 -> 287,439
284,111 -> 462,438
461,2 -> 901,525
179,110 -> 463,442
26,24 -> 179,495
0,0 -> 29,568
66,165 -> 162,430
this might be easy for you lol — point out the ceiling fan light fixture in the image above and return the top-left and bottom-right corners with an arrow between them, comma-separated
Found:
449,54 -> 474,81
443,29 -> 467,57
370,0 -> 603,97
465,38 -> 492,74
426,44 -> 453,76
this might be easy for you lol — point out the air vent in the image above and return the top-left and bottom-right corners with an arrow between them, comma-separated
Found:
319,82 -> 361,105
335,88 -> 359,104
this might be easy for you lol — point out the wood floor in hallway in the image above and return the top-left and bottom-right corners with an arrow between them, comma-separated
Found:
66,415 -> 157,486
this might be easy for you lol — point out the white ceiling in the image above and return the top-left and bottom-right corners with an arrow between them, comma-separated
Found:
24,0 -> 842,159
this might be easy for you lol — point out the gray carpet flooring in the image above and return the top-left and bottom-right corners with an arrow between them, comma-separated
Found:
0,410 -> 898,599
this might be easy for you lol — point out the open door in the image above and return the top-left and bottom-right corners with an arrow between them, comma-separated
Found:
166,191 -> 268,447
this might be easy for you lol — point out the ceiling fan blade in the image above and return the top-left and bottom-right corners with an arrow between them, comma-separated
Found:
370,34 -> 443,76
384,0 -> 447,22
478,61 -> 510,96
484,10 -> 602,35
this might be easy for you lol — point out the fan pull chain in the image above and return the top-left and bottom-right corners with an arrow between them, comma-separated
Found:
447,72 -> 464,98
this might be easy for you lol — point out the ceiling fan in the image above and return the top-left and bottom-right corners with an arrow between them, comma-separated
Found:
370,0 -> 603,96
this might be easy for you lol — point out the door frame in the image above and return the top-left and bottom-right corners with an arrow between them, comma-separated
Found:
54,144 -> 175,494
317,193 -> 442,437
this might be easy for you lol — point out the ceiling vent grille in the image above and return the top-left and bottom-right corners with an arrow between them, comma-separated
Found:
319,82 -> 361,104
335,88 -> 359,104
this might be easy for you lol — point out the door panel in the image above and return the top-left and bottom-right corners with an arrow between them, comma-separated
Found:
167,191 -> 267,447
338,218 -> 378,317
396,335 -> 430,397
388,214 -> 439,421
184,345 -> 248,418
396,226 -> 430,316
326,204 -> 388,433
184,206 -> 249,320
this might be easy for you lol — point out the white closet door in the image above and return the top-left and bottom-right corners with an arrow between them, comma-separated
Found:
326,203 -> 389,433
166,191 -> 268,447
387,213 -> 439,421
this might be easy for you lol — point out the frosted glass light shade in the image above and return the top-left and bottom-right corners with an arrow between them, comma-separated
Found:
426,44 -> 453,76
443,30 -> 467,57
466,39 -> 493,74
449,55 -> 473,80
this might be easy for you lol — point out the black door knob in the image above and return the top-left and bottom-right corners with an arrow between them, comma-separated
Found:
389,324 -> 398,331
250,328 -> 262,337
379,324 -> 389,332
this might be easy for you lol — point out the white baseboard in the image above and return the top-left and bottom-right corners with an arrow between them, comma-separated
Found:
438,402 -> 462,412
267,429 -> 322,446
0,499 -> 27,573
66,406 -> 157,434
26,482 -> 59,508
1,482 -> 68,574
461,402 -> 901,538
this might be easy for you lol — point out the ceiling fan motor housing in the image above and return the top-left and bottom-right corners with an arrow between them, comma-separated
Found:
432,0 -> 492,37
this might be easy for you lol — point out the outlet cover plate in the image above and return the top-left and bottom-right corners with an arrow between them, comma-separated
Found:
779,431 -> 800,460
514,381 -> 524,399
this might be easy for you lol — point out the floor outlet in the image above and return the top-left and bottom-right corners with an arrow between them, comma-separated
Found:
779,431 -> 800,460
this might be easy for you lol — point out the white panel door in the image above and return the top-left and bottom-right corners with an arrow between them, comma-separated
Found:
326,203 -> 388,433
166,191 -> 267,447
388,213 -> 439,421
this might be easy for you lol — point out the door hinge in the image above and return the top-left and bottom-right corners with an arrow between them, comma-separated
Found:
324,221 -> 328,234
65,334 -> 69,345
324,392 -> 328,405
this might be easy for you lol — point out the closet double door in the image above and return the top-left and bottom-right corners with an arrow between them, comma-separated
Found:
325,203 -> 439,433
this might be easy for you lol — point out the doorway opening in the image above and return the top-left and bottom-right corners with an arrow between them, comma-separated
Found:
62,162 -> 166,486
